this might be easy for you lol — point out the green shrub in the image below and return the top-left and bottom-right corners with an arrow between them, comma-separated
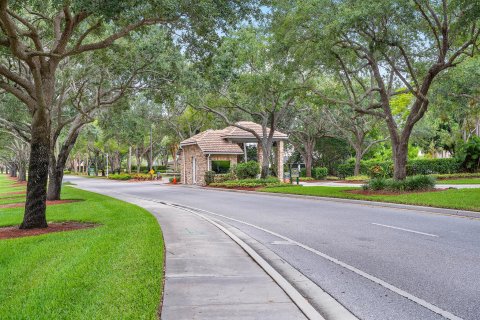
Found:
326,176 -> 340,180
263,183 -> 300,188
131,173 -> 153,180
214,172 -> 236,183
108,174 -> 132,180
312,167 -> 328,180
234,161 -> 260,179
345,175 -> 369,181
210,177 -> 279,188
363,175 -> 436,192
406,158 -> 461,175
299,177 -> 315,181
337,158 -> 461,178
404,175 -> 436,191
456,137 -> 480,172
363,178 -> 387,191
205,171 -> 215,185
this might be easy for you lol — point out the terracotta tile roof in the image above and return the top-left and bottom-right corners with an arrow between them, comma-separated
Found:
180,129 -> 244,154
179,121 -> 287,155
222,121 -> 288,140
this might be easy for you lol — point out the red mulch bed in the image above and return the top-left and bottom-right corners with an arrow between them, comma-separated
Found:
0,199 -> 80,209
2,191 -> 26,196
0,221 -> 97,240
346,189 -> 446,196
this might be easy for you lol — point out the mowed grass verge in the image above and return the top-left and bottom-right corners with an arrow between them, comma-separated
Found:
0,174 -> 164,319
260,186 -> 480,212
438,178 -> 480,185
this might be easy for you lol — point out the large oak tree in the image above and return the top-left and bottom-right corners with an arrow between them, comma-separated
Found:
273,0 -> 480,179
0,0 -> 256,229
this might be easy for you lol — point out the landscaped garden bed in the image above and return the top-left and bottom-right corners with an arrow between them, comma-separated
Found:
0,221 -> 97,240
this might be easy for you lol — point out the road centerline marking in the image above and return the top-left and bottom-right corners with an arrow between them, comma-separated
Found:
371,223 -> 439,237
98,191 -> 462,320
158,201 -> 462,320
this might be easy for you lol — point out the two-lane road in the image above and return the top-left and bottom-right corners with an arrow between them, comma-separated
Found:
67,176 -> 480,320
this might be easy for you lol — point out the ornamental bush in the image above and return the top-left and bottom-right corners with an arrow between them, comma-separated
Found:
204,171 -> 215,185
456,137 -> 480,172
234,161 -> 260,179
337,158 -> 461,178
213,172 -> 236,183
312,167 -> 328,180
108,173 -> 132,180
362,175 -> 436,192
210,177 -> 280,188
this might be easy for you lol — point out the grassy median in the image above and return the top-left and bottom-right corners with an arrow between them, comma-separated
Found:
438,178 -> 480,185
260,185 -> 480,212
0,175 -> 164,319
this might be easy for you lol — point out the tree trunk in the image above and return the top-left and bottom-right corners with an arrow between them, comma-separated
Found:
304,139 -> 315,178
21,112 -> 50,229
127,146 -> 132,174
47,166 -> 63,201
393,141 -> 408,180
260,143 -> 271,179
136,147 -> 141,173
305,153 -> 313,178
10,163 -> 17,178
48,126 -> 82,200
354,148 -> 362,176
17,165 -> 27,182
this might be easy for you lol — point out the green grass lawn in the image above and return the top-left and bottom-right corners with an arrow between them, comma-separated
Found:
0,174 -> 164,319
437,178 -> 480,185
260,186 -> 480,212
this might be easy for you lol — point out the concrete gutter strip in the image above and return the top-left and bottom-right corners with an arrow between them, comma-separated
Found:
177,206 -> 325,320
178,185 -> 480,220
215,219 -> 359,320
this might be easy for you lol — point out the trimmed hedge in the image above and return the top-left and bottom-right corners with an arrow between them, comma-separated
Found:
108,173 -> 132,180
362,175 -> 436,192
210,177 -> 279,188
313,167 -> 328,179
234,161 -> 260,179
337,158 -> 461,178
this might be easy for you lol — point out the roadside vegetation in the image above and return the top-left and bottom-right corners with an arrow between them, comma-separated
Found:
0,1 -> 479,229
260,185 -> 480,212
0,175 -> 164,319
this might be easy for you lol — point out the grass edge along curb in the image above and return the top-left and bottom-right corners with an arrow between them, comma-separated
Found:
0,175 -> 164,320
258,185 -> 480,213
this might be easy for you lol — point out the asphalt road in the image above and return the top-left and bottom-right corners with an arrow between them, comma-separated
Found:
66,176 -> 480,320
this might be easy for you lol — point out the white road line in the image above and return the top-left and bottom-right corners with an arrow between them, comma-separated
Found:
162,202 -> 462,320
371,223 -> 439,237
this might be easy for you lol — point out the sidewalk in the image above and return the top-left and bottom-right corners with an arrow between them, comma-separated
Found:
114,197 -> 307,320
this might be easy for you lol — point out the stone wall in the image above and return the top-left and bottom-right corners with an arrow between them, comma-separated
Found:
180,144 -> 208,185
180,146 -> 238,185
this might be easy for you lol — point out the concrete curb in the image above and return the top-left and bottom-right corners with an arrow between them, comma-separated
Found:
215,219 -> 359,320
177,185 -> 480,220
161,201 -> 325,320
